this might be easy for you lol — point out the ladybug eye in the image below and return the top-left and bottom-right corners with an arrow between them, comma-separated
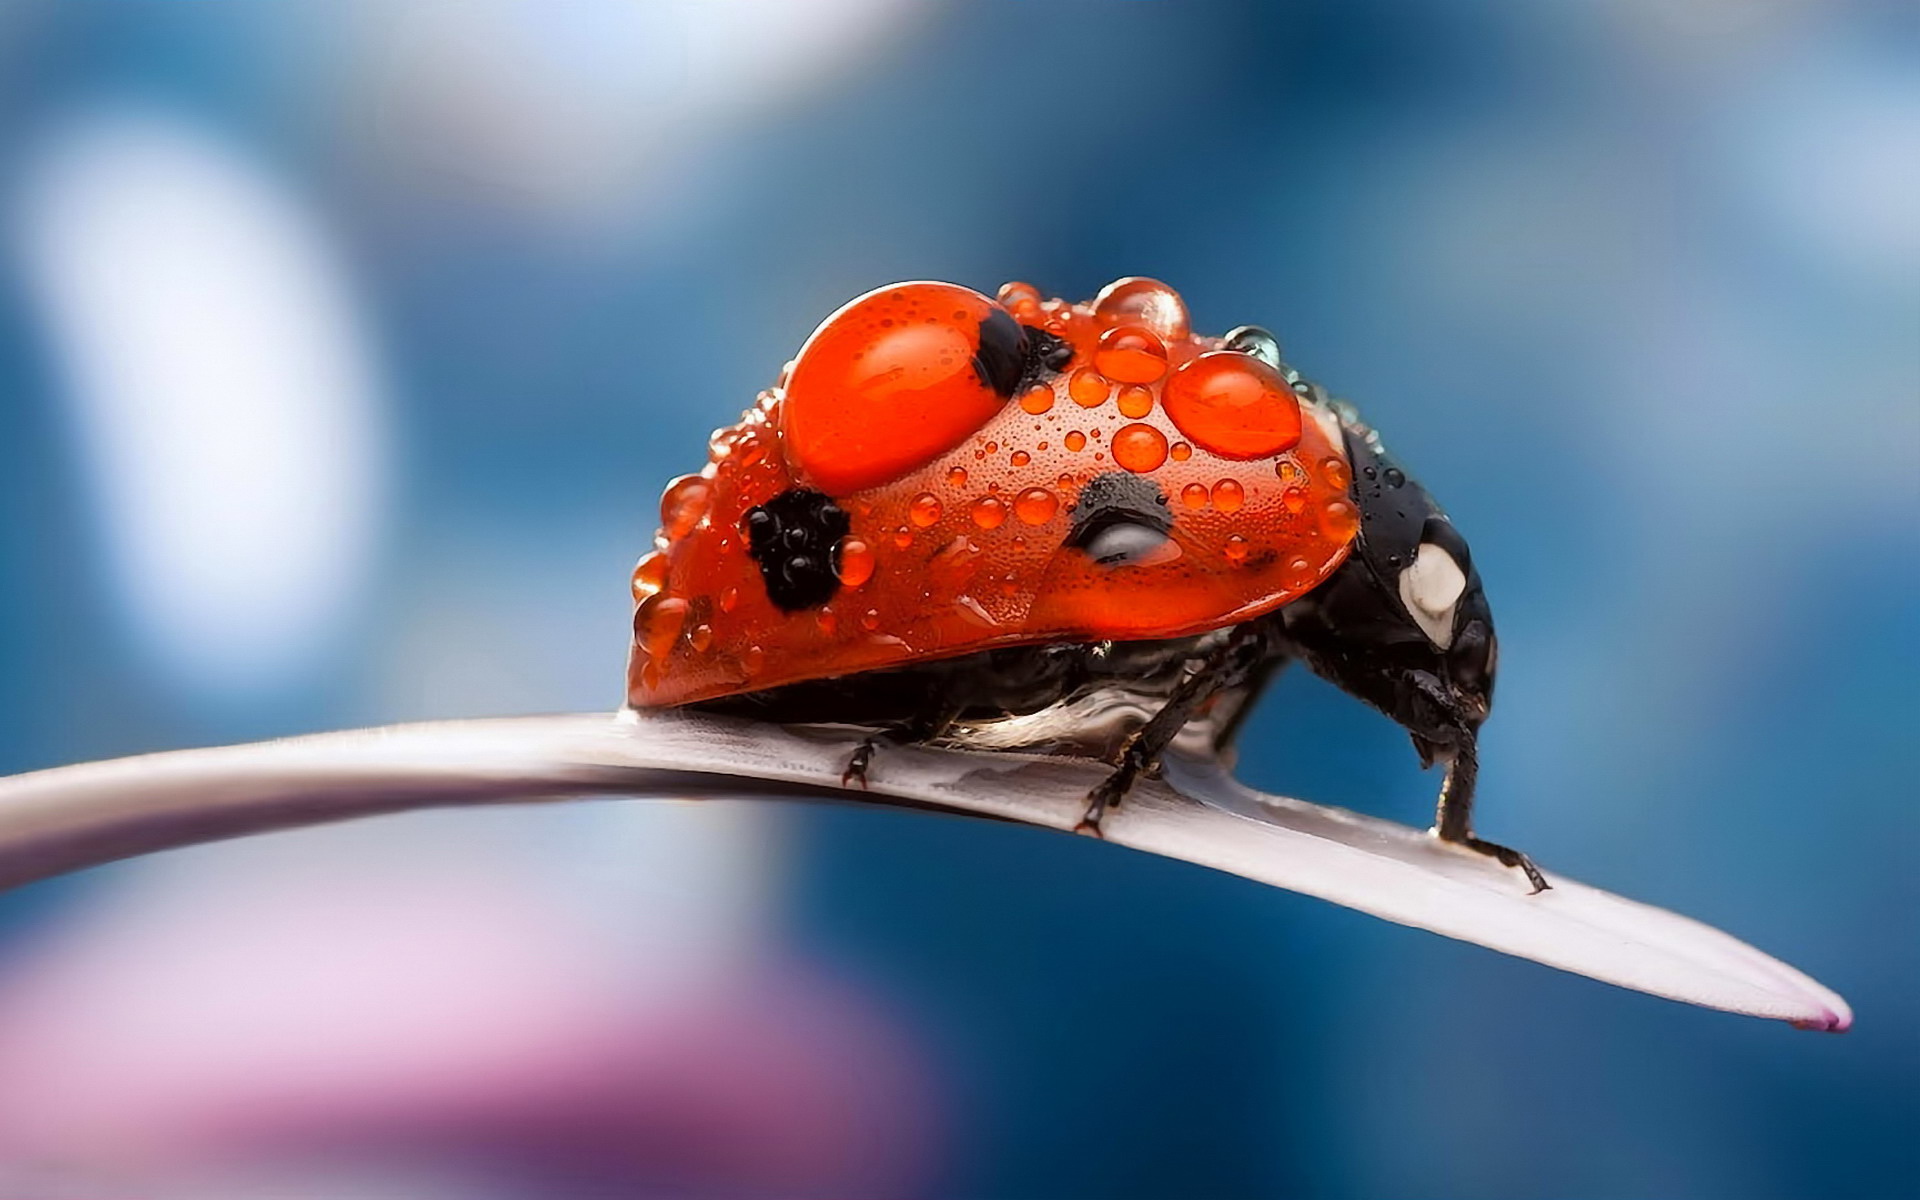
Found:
1222,325 -> 1282,370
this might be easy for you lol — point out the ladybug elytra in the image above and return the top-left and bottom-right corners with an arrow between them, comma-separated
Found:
628,277 -> 1541,890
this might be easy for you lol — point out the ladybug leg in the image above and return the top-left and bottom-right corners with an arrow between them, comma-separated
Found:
1075,626 -> 1271,837
841,738 -> 879,789
840,704 -> 964,790
1429,734 -> 1549,893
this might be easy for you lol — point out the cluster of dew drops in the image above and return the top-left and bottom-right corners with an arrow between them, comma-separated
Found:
630,277 -> 1364,685
879,279 -> 1360,580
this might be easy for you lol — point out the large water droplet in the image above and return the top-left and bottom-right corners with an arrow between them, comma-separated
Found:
635,594 -> 688,659
1163,352 -> 1303,460
909,493 -> 943,528
1116,384 -> 1154,419
631,551 -> 669,600
1093,325 -> 1169,384
1112,422 -> 1169,473
836,538 -> 875,586
1091,277 -> 1190,340
1212,478 -> 1246,513
1320,498 -> 1359,541
659,474 -> 711,540
1068,367 -> 1110,408
970,495 -> 1008,529
1014,487 -> 1058,525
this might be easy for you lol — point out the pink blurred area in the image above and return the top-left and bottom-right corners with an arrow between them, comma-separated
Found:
0,829 -> 937,1198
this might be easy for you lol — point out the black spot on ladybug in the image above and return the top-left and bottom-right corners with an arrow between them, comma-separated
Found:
1020,324 -> 1072,384
743,488 -> 850,611
1066,471 -> 1172,565
972,311 -> 1072,399
972,309 -> 1028,397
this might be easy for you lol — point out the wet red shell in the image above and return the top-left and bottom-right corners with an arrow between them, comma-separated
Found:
627,278 -> 1358,707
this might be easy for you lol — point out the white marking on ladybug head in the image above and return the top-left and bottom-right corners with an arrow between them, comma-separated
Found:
1399,541 -> 1467,649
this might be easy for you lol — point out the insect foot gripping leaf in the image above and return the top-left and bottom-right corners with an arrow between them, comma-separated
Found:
0,709 -> 1851,1033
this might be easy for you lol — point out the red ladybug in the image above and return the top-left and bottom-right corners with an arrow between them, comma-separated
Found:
628,278 -> 1540,889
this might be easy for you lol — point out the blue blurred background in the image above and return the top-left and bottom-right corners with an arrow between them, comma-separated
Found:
0,2 -> 1914,1196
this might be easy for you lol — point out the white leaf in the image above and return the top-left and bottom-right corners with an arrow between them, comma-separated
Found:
0,710 -> 1850,1031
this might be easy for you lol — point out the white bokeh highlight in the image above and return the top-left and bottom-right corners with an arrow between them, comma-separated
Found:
15,111 -> 386,698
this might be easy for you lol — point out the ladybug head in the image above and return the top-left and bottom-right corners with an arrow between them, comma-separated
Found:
1278,411 -> 1497,763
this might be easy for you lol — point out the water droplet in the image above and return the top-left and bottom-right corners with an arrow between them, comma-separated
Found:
893,525 -> 913,549
1282,554 -> 1315,588
997,281 -> 1044,319
1014,487 -> 1059,525
1093,325 -> 1169,384
836,538 -> 875,586
631,551 -> 669,600
1112,422 -> 1170,473
986,441 -> 999,454
719,585 -> 739,613
860,608 -> 882,631
659,475 -> 711,540
1019,386 -> 1055,415
947,466 -> 968,488
1091,277 -> 1190,340
689,623 -> 713,653
1116,384 -> 1155,419
1224,535 -> 1251,565
1181,482 -> 1210,510
1068,368 -> 1110,408
1037,441 -> 1050,451
1384,466 -> 1406,489
1323,456 -> 1352,490
1163,352 -> 1304,459
1170,441 -> 1192,462
742,644 -> 765,675
1065,431 -> 1088,452
1282,486 -> 1308,514
1321,498 -> 1359,541
635,594 -> 688,659
1212,478 -> 1246,512
971,495 -> 1008,529
1010,449 -> 1031,467
909,494 -> 943,527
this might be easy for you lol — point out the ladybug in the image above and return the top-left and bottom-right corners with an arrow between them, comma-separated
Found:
629,278 -> 1542,890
